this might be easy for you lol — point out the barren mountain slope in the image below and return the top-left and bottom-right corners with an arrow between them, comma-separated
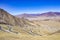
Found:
0,8 -> 60,40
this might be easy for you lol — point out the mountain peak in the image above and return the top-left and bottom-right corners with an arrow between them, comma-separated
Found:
0,8 -> 3,10
0,8 -> 8,15
0,8 -> 21,26
0,8 -> 5,12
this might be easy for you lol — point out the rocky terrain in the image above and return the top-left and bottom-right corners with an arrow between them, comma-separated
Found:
0,8 -> 60,40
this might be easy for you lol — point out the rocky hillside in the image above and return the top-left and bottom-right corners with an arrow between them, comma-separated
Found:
0,8 -> 30,26
0,8 -> 60,36
0,8 -> 34,34
16,11 -> 60,36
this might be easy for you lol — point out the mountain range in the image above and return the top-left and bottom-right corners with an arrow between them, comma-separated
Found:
0,8 -> 60,40
16,12 -> 60,21
16,12 -> 60,18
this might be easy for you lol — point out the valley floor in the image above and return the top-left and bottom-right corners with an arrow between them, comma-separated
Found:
0,20 -> 60,40
0,31 -> 60,40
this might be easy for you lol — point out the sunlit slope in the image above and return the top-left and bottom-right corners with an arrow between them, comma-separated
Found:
29,20 -> 60,35
0,18 -> 60,40
0,8 -> 28,26
0,19 -> 60,36
0,8 -> 60,40
0,30 -> 60,40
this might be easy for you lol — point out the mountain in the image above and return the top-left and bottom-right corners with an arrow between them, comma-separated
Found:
16,12 -> 60,21
0,8 -> 38,35
0,8 -> 42,35
16,13 -> 41,18
39,12 -> 60,17
0,8 -> 30,26
0,8 -> 60,40
0,8 -> 18,26
16,12 -> 60,18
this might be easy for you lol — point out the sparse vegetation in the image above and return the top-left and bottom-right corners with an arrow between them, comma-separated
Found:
0,9 -> 60,40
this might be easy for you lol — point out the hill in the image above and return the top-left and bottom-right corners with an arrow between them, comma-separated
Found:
16,12 -> 60,21
16,12 -> 60,18
0,8 -> 60,40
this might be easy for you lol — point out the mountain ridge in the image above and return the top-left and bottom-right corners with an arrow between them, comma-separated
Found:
0,8 -> 60,37
0,8 -> 29,26
16,12 -> 60,18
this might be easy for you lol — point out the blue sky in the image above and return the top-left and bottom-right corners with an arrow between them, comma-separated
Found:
0,0 -> 60,15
